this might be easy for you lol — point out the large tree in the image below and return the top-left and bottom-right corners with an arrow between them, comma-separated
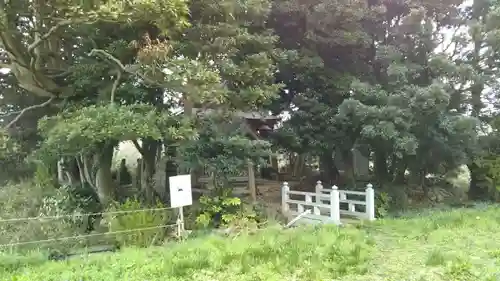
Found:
457,0 -> 500,200
269,0 -> 479,192
0,0 -> 283,205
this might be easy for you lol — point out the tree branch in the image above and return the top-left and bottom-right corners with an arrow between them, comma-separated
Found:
3,96 -> 55,129
441,27 -> 459,55
27,18 -> 92,73
80,154 -> 98,190
89,49 -> 126,102
89,49 -> 127,71
132,139 -> 146,156
110,71 -> 122,103
28,19 -> 73,55
89,49 -> 160,86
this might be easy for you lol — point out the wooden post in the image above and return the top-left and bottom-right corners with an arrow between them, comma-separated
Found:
366,183 -> 376,221
247,159 -> 257,202
57,158 -> 65,184
330,185 -> 341,224
133,158 -> 142,191
184,98 -> 201,190
271,154 -> 279,180
176,207 -> 186,239
281,182 -> 290,214
179,207 -> 185,231
116,159 -> 122,186
190,168 -> 200,189
315,180 -> 323,203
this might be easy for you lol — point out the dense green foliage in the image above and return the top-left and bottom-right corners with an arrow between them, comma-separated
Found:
2,0 -> 500,201
4,0 -> 500,276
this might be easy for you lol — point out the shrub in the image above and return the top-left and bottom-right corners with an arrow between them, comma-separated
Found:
39,182 -> 101,232
0,179 -> 75,253
375,191 -> 391,218
102,198 -> 173,247
0,251 -> 47,274
195,190 -> 260,230
445,258 -> 480,280
0,171 -> 104,253
426,248 -> 446,266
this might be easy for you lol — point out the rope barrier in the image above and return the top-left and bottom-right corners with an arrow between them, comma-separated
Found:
0,223 -> 179,248
0,206 -> 175,223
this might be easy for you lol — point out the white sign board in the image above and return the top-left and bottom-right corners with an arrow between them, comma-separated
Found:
169,174 -> 193,208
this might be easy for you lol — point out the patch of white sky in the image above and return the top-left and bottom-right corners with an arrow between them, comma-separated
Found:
434,0 -> 495,134
436,0 -> 496,115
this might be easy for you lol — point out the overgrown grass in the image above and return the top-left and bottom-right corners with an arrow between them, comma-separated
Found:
1,225 -> 372,281
2,206 -> 500,280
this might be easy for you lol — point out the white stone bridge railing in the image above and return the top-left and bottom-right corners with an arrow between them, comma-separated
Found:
281,181 -> 375,225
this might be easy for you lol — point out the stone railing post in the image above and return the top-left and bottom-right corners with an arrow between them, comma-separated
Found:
282,182 -> 290,214
315,180 -> 323,203
330,185 -> 340,224
365,183 -> 375,221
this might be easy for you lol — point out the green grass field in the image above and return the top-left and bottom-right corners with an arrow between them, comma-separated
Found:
2,205 -> 500,281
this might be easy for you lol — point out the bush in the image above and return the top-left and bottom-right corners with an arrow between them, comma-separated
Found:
1,164 -> 104,254
375,191 -> 391,218
39,182 -> 101,231
195,190 -> 260,230
0,180 -> 69,252
102,198 -> 173,247
0,251 -> 47,274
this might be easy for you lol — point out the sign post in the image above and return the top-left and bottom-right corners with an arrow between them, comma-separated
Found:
169,174 -> 193,238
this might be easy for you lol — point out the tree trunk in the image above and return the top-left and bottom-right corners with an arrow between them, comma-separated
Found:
411,166 -> 428,198
468,163 -> 480,200
141,158 -> 156,203
319,150 -> 339,186
59,157 -> 80,186
292,153 -> 304,178
420,171 -> 428,198
138,138 -> 160,203
342,149 -> 356,189
139,138 -> 160,203
392,157 -> 408,184
467,163 -> 492,201
374,150 -> 388,182
470,0 -> 486,118
95,143 -> 116,205
164,143 -> 178,199
247,159 -> 257,202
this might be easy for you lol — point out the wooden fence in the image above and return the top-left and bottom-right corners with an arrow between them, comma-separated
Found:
281,181 -> 375,224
